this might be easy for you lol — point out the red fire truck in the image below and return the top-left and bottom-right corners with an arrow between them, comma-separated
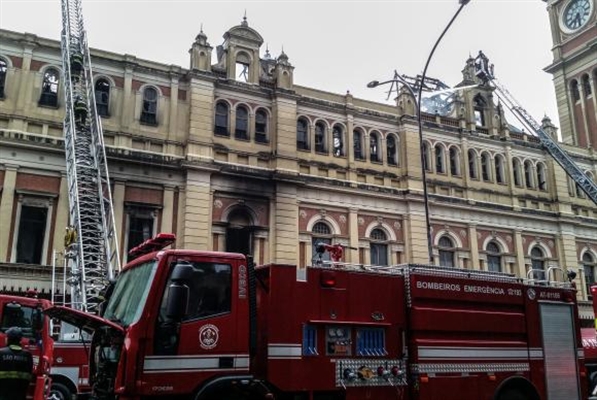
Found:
0,294 -> 52,400
48,235 -> 587,400
0,294 -> 91,400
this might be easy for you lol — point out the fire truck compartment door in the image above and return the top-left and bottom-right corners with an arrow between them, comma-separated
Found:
539,302 -> 580,400
44,305 -> 124,334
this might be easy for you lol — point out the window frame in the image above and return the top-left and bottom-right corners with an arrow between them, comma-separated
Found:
297,118 -> 309,150
38,67 -> 60,108
254,108 -> 268,143
140,86 -> 158,126
215,101 -> 230,136
10,194 -> 54,265
0,57 -> 7,99
438,236 -> 455,268
235,105 -> 249,140
95,78 -> 111,117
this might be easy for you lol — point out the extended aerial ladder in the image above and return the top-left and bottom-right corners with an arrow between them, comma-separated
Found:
473,51 -> 597,205
60,0 -> 120,312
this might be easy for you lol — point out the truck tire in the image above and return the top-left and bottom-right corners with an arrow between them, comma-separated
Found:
499,389 -> 527,400
48,382 -> 73,400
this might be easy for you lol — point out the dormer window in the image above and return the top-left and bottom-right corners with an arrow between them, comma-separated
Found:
235,51 -> 252,83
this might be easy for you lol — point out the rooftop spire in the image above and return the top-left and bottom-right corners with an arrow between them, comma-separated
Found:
242,10 -> 248,26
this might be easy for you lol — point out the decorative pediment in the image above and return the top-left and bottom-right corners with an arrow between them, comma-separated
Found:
224,25 -> 264,46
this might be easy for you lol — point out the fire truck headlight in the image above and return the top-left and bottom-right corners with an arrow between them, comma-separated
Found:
377,366 -> 390,377
391,366 -> 402,377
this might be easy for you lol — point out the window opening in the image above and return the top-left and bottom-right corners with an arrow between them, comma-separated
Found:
95,79 -> 110,117
531,246 -> 545,280
468,150 -> 477,179
571,80 -> 580,102
332,126 -> 344,157
449,147 -> 459,176
486,241 -> 501,272
354,130 -> 363,160
0,58 -> 7,98
582,75 -> 592,97
435,144 -> 444,173
481,153 -> 491,181
235,106 -> 249,140
370,133 -> 380,162
255,109 -> 268,143
370,228 -> 388,266
583,253 -> 595,300
215,102 -> 229,136
39,68 -> 59,107
438,236 -> 455,268
495,156 -> 504,184
16,205 -> 48,264
312,222 -> 332,263
140,87 -> 158,125
524,161 -> 533,188
315,123 -> 326,153
423,142 -> 431,171
387,135 -> 397,165
236,62 -> 249,82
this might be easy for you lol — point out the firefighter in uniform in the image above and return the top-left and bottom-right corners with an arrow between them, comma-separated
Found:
70,51 -> 84,81
74,96 -> 88,127
0,327 -> 33,400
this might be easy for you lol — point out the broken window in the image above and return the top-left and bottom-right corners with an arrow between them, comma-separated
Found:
571,80 -> 580,102
140,87 -> 158,125
15,204 -> 48,264
235,105 -> 249,140
297,118 -> 309,150
95,78 -> 110,117
468,150 -> 478,179
0,58 -> 7,98
236,62 -> 249,82
315,122 -> 326,153
255,109 -> 268,143
39,68 -> 60,107
125,206 -> 157,261
353,129 -> 364,160
582,74 -> 591,98
387,135 -> 397,166
495,155 -> 505,184
481,152 -> 491,181
435,144 -> 444,173
312,221 -> 332,263
332,125 -> 344,157
215,101 -> 229,136
449,147 -> 459,176
370,132 -> 380,162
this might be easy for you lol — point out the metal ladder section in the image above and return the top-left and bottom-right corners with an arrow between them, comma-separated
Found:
60,0 -> 120,312
474,60 -> 597,205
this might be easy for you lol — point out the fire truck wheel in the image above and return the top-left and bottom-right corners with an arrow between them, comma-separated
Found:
48,382 -> 72,400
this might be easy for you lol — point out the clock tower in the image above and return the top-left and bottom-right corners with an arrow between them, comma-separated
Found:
544,0 -> 597,149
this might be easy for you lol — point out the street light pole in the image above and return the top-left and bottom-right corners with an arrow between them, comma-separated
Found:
368,0 -> 472,264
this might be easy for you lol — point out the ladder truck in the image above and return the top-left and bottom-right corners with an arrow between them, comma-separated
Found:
472,51 -> 597,204
59,0 -> 120,312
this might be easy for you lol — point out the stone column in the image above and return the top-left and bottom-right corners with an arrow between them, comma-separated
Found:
182,170 -> 212,250
52,173 -> 70,253
112,180 -> 126,260
161,185 -> 175,234
348,208 -> 359,263
0,165 -> 18,262
468,224 -> 479,270
273,183 -> 299,275
513,229 -> 526,278
405,202 -> 429,264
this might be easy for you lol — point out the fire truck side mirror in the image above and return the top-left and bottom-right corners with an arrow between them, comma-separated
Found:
165,263 -> 194,320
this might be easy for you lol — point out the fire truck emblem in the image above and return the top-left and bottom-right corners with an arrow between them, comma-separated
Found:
199,324 -> 219,350
527,288 -> 536,300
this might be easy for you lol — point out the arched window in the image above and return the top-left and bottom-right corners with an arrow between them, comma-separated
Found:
423,142 -> 431,172
531,247 -> 545,280
370,228 -> 388,266
297,118 -> 309,150
354,129 -> 364,160
449,147 -> 460,176
435,144 -> 445,173
468,149 -> 478,179
486,241 -> 501,272
255,109 -> 268,143
94,78 -> 110,117
571,80 -> 580,102
39,68 -> 60,107
481,152 -> 491,182
524,161 -> 533,189
438,236 -> 455,268
583,252 -> 596,299
582,74 -> 591,98
312,221 -> 332,263
215,101 -> 229,136
0,58 -> 7,98
140,87 -> 158,125
332,125 -> 344,157
387,135 -> 398,166
495,155 -> 505,184
513,159 -> 522,187
235,105 -> 249,140
370,132 -> 381,162
315,122 -> 327,153
473,95 -> 486,127
537,163 -> 547,191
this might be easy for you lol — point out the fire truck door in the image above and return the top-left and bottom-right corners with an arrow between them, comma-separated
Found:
148,259 -> 246,389
539,302 -> 580,400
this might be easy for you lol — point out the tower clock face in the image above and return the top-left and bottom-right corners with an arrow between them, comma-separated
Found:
561,0 -> 593,33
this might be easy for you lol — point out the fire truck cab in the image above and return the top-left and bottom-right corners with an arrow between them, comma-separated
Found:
47,235 -> 586,400
0,294 -> 52,400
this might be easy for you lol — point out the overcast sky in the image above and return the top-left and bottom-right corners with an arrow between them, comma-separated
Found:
0,0 -> 560,129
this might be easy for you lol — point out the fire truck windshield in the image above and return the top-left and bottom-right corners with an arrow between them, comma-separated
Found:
103,260 -> 158,327
1,303 -> 36,338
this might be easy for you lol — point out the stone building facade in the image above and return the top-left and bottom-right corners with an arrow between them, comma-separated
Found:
0,16 -> 596,316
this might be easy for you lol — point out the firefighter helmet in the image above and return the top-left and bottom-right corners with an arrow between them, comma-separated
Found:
6,326 -> 23,344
